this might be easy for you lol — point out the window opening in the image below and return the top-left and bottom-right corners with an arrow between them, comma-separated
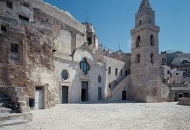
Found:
10,43 -> 19,60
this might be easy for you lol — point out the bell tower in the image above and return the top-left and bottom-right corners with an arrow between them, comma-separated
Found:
130,0 -> 161,102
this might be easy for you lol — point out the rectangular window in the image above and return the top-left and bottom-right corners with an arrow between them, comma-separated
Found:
108,67 -> 111,74
120,69 -> 122,76
167,70 -> 170,74
176,73 -> 178,75
1,25 -> 7,32
6,2 -> 13,9
19,15 -> 29,23
115,68 -> 118,76
10,43 -> 19,60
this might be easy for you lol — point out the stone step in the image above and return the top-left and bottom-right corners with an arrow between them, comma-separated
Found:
0,119 -> 27,127
0,113 -> 23,121
0,107 -> 11,114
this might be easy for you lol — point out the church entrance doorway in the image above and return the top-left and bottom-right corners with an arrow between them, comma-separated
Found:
81,81 -> 88,102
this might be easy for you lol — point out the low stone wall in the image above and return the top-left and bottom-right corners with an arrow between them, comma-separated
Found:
178,98 -> 190,106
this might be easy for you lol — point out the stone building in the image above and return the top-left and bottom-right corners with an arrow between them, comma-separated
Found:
1,0 -> 185,112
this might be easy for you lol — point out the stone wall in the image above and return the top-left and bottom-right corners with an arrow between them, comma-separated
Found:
0,0 -> 86,108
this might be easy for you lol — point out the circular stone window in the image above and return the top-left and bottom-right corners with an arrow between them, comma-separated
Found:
98,75 -> 101,83
61,70 -> 68,80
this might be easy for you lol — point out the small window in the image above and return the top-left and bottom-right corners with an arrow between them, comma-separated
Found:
109,84 -> 111,88
150,53 -> 154,63
136,36 -> 140,48
1,25 -> 7,32
115,68 -> 118,76
176,73 -> 178,75
139,20 -> 141,25
19,15 -> 29,23
6,2 -> 13,9
120,69 -> 122,76
108,67 -> 111,74
136,54 -> 140,63
167,70 -> 170,74
61,70 -> 68,80
10,43 -> 19,60
98,75 -> 101,83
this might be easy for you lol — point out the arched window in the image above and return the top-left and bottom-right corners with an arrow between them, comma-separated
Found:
136,54 -> 140,63
150,35 -> 154,46
136,36 -> 140,48
139,20 -> 141,25
79,58 -> 90,75
150,53 -> 154,63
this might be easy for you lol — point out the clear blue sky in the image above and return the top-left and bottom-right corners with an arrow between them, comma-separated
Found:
43,0 -> 190,53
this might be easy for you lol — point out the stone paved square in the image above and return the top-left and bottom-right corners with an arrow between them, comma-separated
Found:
1,102 -> 190,130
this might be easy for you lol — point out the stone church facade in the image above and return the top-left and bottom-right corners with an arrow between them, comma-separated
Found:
0,0 -> 171,111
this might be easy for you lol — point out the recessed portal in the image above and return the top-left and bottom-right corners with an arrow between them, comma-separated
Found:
81,81 -> 88,102
122,90 -> 127,100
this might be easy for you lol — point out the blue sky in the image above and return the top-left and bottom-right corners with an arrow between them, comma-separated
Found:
43,0 -> 190,53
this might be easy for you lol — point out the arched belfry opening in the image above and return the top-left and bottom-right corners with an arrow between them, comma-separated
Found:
150,34 -> 154,46
136,36 -> 140,48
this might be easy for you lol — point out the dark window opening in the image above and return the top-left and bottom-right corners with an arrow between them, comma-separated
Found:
150,34 -> 154,46
19,15 -> 29,23
1,25 -> 7,31
6,2 -> 13,9
87,37 -> 92,45
139,20 -> 141,25
176,73 -> 178,75
115,68 -> 118,76
120,69 -> 122,76
167,70 -> 170,74
150,53 -> 154,63
136,36 -> 140,48
136,54 -> 140,63
10,43 -> 19,60
108,67 -> 111,74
